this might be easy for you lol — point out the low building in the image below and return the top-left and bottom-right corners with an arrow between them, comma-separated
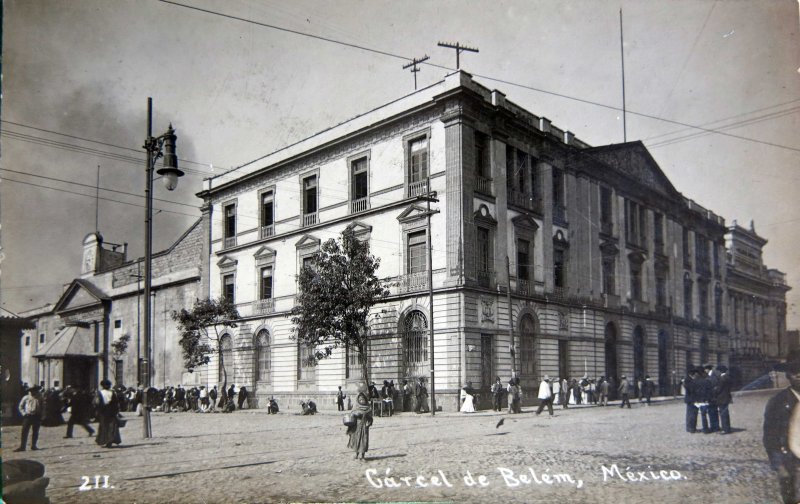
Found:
19,220 -> 207,391
1,309 -> 34,424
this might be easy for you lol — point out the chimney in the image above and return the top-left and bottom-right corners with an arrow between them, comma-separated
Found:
539,117 -> 551,133
564,130 -> 574,144
491,90 -> 506,107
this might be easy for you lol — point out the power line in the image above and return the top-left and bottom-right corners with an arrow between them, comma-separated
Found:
1,176 -> 201,218
158,0 -> 800,176
1,119 -> 217,169
0,167 -> 201,209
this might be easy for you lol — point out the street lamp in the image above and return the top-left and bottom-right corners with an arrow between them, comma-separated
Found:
142,97 -> 184,438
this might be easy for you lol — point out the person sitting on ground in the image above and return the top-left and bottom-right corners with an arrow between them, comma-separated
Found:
300,400 -> 317,415
268,397 -> 279,414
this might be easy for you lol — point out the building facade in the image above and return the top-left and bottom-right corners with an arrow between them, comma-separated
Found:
19,219 -> 207,391
725,221 -> 791,387
197,71 -> 745,411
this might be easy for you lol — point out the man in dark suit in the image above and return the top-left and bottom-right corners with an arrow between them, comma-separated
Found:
714,365 -> 733,434
705,364 -> 720,432
684,368 -> 699,433
764,350 -> 800,504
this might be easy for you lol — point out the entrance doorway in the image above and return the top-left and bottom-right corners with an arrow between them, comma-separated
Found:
658,331 -> 670,396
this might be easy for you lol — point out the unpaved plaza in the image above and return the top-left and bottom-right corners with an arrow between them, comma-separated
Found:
1,389 -> 785,504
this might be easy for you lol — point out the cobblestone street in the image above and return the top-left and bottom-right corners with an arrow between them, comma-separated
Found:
1,389 -> 784,504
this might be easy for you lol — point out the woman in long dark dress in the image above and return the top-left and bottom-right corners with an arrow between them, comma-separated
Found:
347,383 -> 373,460
95,380 -> 121,448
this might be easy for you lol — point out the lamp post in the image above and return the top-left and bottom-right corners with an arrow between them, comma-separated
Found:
142,97 -> 184,438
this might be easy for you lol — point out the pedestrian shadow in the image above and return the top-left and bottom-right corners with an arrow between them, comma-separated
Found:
364,453 -> 407,461
485,432 -> 510,436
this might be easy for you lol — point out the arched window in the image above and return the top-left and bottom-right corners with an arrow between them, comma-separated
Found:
255,329 -> 270,383
402,310 -> 428,379
519,314 -> 537,384
219,334 -> 233,383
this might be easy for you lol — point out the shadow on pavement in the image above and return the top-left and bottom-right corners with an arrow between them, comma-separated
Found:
363,453 -> 407,461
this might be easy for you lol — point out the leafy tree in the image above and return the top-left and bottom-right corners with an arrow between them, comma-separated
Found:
291,228 -> 389,383
110,334 -> 130,385
173,298 -> 240,394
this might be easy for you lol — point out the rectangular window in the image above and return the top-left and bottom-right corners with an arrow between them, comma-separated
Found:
480,333 -> 494,390
114,360 -> 124,386
223,274 -> 235,304
630,262 -> 642,301
261,190 -> 274,238
654,212 -> 664,252
224,204 -> 236,238
351,157 -> 369,213
39,333 -> 45,344
260,266 -> 273,300
683,228 -> 691,267
698,282 -> 709,320
114,320 -> 122,329
552,169 -> 566,225
409,137 -> 429,183
554,248 -> 566,288
25,336 -> 30,346
656,274 -> 667,307
298,343 -> 316,381
625,200 -> 647,247
302,175 -> 318,225
407,230 -> 427,274
346,342 -> 364,380
600,186 -> 613,234
477,227 -> 490,272
602,258 -> 616,296
475,131 -> 489,178
684,279 -> 693,319
517,239 -> 530,281
516,150 -> 528,194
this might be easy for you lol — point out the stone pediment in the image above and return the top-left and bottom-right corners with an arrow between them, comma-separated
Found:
345,221 -> 372,240
512,214 -> 539,231
587,142 -> 682,201
253,246 -> 276,261
54,279 -> 108,314
217,255 -> 238,271
396,204 -> 428,224
295,234 -> 320,250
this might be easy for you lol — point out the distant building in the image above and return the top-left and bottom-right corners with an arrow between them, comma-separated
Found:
196,71 -> 743,410
18,220 -> 207,390
1,309 -> 34,424
726,221 -> 791,387
788,329 -> 800,353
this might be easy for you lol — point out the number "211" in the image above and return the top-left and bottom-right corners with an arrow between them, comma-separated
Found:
79,475 -> 112,490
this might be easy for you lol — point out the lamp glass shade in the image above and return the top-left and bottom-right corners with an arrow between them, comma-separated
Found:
162,171 -> 179,191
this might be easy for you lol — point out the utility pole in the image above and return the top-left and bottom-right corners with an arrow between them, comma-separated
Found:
402,55 -> 429,90
619,9 -> 627,143
437,41 -> 479,70
416,185 -> 439,415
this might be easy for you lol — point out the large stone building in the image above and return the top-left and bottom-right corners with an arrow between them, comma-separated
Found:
725,221 -> 791,386
18,220 -> 207,390
195,71 -> 743,411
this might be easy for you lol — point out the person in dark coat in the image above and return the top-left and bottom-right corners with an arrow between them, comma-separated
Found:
704,364 -> 720,432
764,349 -> 800,504
95,380 -> 122,448
694,368 -> 713,433
347,382 -> 373,460
237,386 -> 248,409
64,387 -> 95,438
618,375 -> 631,408
41,388 -> 65,427
337,386 -> 346,411
684,368 -> 699,433
714,365 -> 733,434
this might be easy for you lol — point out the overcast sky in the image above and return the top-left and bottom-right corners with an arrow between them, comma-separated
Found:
2,0 -> 798,327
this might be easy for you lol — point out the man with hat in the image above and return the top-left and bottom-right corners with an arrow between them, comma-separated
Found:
763,349 -> 800,504
535,375 -> 554,416
14,385 -> 43,451
618,374 -> 631,409
714,365 -> 733,434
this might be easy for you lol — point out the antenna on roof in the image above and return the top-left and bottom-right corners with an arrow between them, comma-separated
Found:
402,55 -> 430,90
437,41 -> 479,70
95,165 -> 101,233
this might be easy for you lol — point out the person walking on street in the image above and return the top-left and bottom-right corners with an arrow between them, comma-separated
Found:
95,379 -> 122,448
763,349 -> 800,504
684,368 -> 699,433
347,382 -> 373,460
599,377 -> 609,406
238,386 -> 248,410
491,377 -> 504,412
643,376 -> 655,406
64,387 -> 95,438
535,376 -> 554,416
714,365 -> 733,434
618,375 -> 631,408
14,385 -> 43,451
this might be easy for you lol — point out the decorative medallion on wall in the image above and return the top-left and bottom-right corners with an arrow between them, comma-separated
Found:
559,311 -> 569,331
480,296 -> 495,323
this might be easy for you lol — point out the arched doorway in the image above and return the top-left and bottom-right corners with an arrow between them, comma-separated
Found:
518,314 -> 538,391
657,330 -> 669,396
633,326 -> 645,394
604,322 -> 618,398
401,310 -> 428,381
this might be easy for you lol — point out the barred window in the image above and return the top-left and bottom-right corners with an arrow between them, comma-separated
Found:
255,330 -> 270,382
402,310 -> 428,378
219,334 -> 233,383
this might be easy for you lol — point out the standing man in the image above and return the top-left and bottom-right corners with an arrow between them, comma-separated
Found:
684,368 -> 699,433
704,364 -> 720,432
643,376 -> 655,406
64,387 -> 95,438
14,385 -> 43,451
764,350 -> 800,504
337,386 -> 346,411
618,375 -> 631,409
694,368 -> 713,433
535,376 -> 554,416
598,377 -> 609,406
561,377 -> 570,409
491,377 -> 503,412
714,365 -> 733,434
209,385 -> 218,412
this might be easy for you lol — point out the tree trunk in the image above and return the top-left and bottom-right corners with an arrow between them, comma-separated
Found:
359,341 -> 370,385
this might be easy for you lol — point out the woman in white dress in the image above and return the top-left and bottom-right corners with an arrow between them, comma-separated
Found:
460,381 -> 476,413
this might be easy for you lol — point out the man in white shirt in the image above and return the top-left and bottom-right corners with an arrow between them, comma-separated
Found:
535,376 -> 554,416
14,386 -> 43,451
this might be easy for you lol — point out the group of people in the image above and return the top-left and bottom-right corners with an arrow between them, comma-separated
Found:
14,379 -> 123,452
683,364 -> 733,434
